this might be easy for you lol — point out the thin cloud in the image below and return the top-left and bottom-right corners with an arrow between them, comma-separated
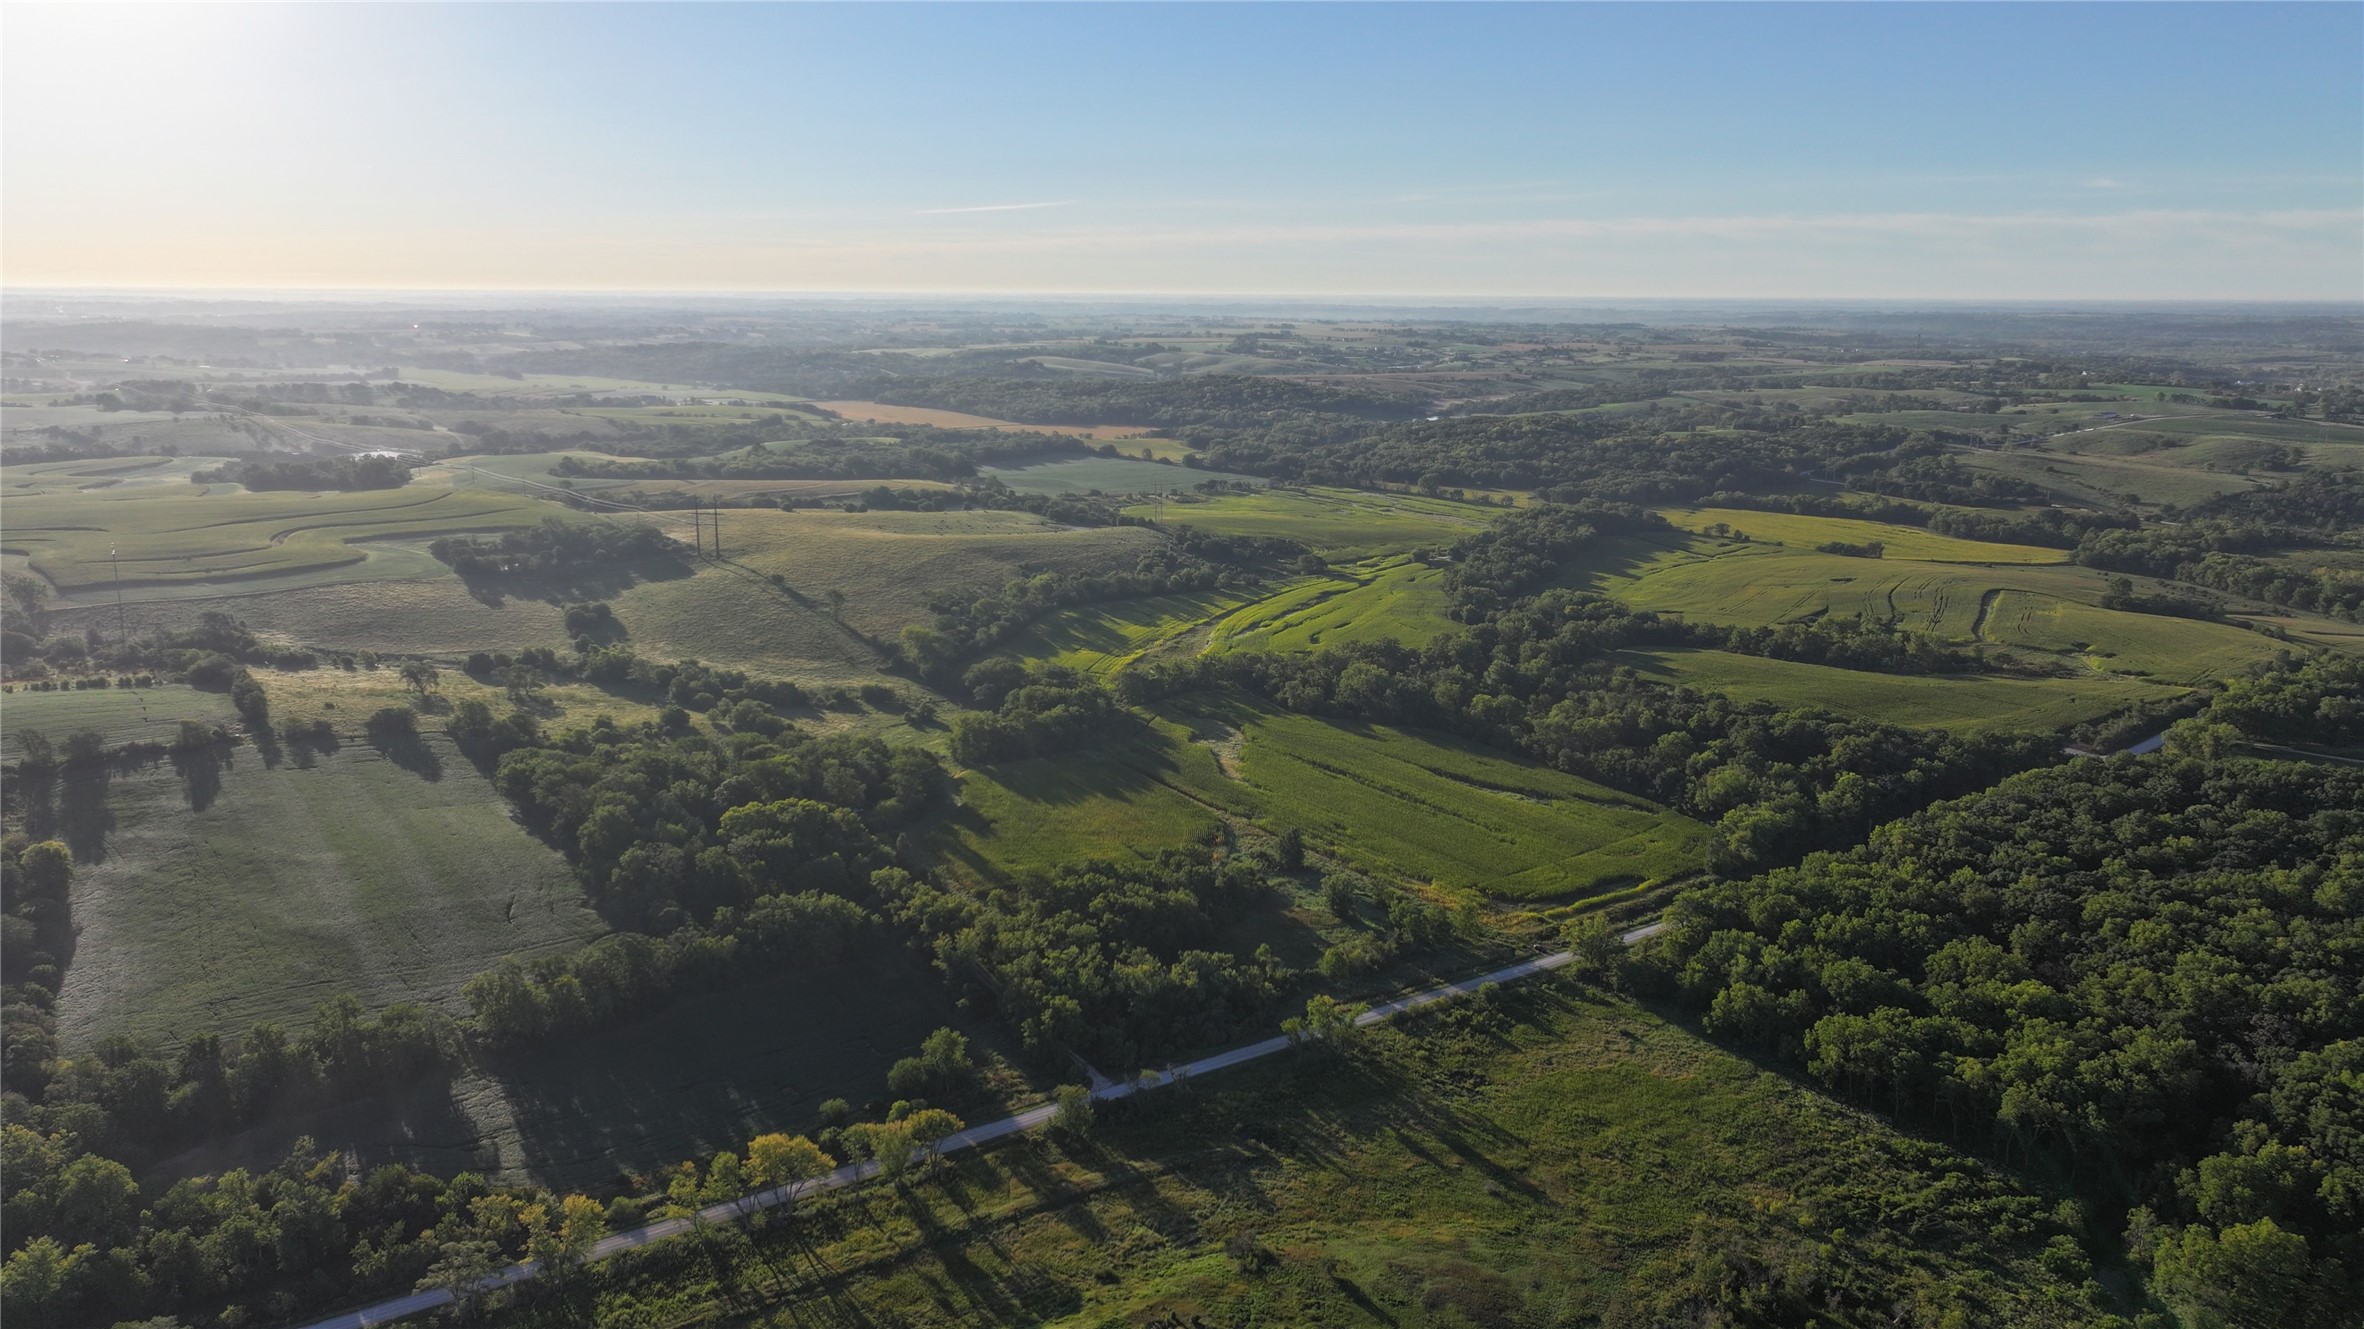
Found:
912,199 -> 1078,216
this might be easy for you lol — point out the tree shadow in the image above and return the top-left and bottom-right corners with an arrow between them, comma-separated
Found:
171,741 -> 229,812
55,761 -> 116,862
369,730 -> 445,781
456,553 -> 698,609
286,726 -> 342,770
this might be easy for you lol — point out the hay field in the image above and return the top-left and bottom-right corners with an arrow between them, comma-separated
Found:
1654,506 -> 2070,564
1126,487 -> 1499,559
1613,649 -> 2187,736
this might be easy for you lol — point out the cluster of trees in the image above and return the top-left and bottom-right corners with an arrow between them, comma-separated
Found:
945,664 -> 1124,766
490,711 -> 941,928
2098,574 -> 2220,620
859,373 -> 1424,442
872,850 -> 1294,1068
464,890 -> 879,1047
2196,467 -> 2364,532
2078,523 -> 2364,619
190,454 -> 414,491
2180,653 -> 2364,750
428,519 -> 679,577
1648,759 -> 2364,1326
1701,489 -> 2135,549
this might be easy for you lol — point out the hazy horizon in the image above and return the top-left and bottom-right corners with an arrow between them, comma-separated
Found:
7,2 -> 2359,300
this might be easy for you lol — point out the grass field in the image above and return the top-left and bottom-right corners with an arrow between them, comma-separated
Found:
986,585 -> 1286,675
1654,505 -> 2070,563
43,732 -> 608,1049
0,683 -> 239,758
569,986 -> 2102,1328
815,400 -> 1153,438
1614,648 -> 2188,735
1572,531 -> 2292,684
1958,445 -> 2270,509
1126,487 -> 1501,559
977,454 -> 1263,495
942,696 -> 1707,903
1207,556 -> 1457,653
158,942 -> 1039,1192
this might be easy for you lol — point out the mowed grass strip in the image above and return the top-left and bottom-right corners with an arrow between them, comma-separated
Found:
1655,505 -> 2070,563
1612,648 -> 2188,736
45,733 -> 607,1049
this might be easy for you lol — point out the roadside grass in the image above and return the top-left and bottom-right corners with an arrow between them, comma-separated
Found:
1125,487 -> 1500,559
976,454 -> 1264,495
0,683 -> 238,758
1654,505 -> 2069,563
940,695 -> 1707,903
1612,648 -> 2188,736
40,732 -> 607,1050
156,941 -> 1040,1193
557,986 -> 2101,1329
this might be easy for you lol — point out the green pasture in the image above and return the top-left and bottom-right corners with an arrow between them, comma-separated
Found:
393,368 -> 805,402
1958,447 -> 2264,509
987,585 -> 1281,675
1655,505 -> 2069,563
943,696 -> 1707,902
0,684 -> 239,758
975,454 -> 1262,495
1612,648 -> 2187,736
41,733 -> 608,1049
1126,486 -> 1499,559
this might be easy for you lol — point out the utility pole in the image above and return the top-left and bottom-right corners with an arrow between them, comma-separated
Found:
110,546 -> 127,645
710,501 -> 721,560
691,506 -> 706,559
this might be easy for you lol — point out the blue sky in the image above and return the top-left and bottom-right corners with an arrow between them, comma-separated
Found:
4,2 -> 2358,297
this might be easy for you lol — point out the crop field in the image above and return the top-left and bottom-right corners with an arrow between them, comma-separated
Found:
974,454 -> 1263,494
1206,555 -> 1456,653
572,987 -> 2098,1328
394,368 -> 806,402
1613,648 -> 2187,736
1572,533 -> 2292,683
44,732 -> 608,1049
160,943 -> 1038,1192
0,683 -> 238,758
3,474 -> 573,603
815,400 -> 1152,437
943,697 -> 1707,902
1654,505 -> 2070,563
1126,486 -> 1500,559
5,454 -> 240,494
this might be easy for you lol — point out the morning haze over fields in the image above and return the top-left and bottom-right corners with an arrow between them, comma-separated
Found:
1,4 -> 2359,1329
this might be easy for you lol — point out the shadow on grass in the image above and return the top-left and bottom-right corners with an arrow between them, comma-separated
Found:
458,553 -> 699,609
368,730 -> 444,781
171,740 -> 229,811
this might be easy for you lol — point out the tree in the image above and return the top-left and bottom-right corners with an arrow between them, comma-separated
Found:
417,1238 -> 501,1322
743,1133 -> 832,1211
398,660 -> 441,695
902,1108 -> 963,1170
1563,913 -> 1621,983
2152,1218 -> 2341,1329
1049,1083 -> 1097,1138
1284,994 -> 1367,1053
525,1194 -> 607,1280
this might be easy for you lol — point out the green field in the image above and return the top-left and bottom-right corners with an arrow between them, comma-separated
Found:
42,733 -> 608,1049
1655,505 -> 2069,563
0,683 -> 238,758
1614,648 -> 2188,735
1573,531 -> 2293,684
571,986 -> 2102,1327
1959,445 -> 2270,509
1207,555 -> 1457,653
986,584 -> 1285,675
943,696 -> 1707,902
1127,486 -> 1500,558
975,454 -> 1263,495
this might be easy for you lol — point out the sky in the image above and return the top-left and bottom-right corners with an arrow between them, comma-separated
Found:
3,2 -> 2359,299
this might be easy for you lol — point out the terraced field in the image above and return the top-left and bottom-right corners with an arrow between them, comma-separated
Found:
1571,533 -> 2292,684
974,454 -> 1262,494
1612,649 -> 2188,736
1207,555 -> 1456,653
941,695 -> 1707,903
